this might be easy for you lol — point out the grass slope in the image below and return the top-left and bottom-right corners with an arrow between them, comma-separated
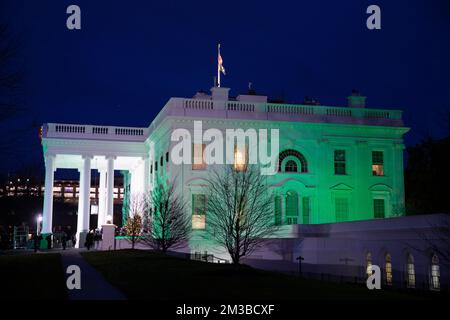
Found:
82,249 -> 418,301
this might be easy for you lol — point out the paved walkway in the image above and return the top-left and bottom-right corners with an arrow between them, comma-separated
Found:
60,249 -> 126,300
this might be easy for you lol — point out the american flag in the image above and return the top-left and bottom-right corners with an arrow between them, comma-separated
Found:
218,52 -> 226,75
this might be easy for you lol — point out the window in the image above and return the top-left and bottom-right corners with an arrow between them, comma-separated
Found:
335,198 -> 349,222
372,151 -> 384,176
431,254 -> 440,290
192,144 -> 206,170
166,151 -> 169,163
385,254 -> 393,286
160,156 -> 163,167
366,252 -> 373,278
278,150 -> 308,173
302,197 -> 310,224
274,195 -> 282,226
192,194 -> 206,230
407,254 -> 415,288
373,199 -> 385,218
150,165 -> 153,174
155,161 -> 158,172
285,160 -> 298,173
334,150 -> 346,175
234,144 -> 248,172
285,190 -> 298,224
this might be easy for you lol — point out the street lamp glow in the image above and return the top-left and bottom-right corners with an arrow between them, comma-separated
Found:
37,215 -> 43,222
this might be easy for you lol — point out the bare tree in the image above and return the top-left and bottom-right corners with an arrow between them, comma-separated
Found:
413,214 -> 450,269
205,165 -> 279,264
142,179 -> 191,253
124,194 -> 145,249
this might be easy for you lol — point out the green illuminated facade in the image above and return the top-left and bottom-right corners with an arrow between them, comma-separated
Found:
147,88 -> 409,238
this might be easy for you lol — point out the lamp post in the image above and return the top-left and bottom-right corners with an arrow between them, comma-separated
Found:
36,215 -> 43,235
296,255 -> 305,277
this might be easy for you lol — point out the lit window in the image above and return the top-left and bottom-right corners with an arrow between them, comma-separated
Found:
192,215 -> 205,230
285,160 -> 298,172
385,254 -> 393,286
407,254 -> 415,288
335,198 -> 349,222
192,144 -> 207,170
431,254 -> 440,290
372,151 -> 384,176
234,144 -> 248,172
334,150 -> 346,175
274,195 -> 282,225
285,190 -> 298,224
192,194 -> 206,230
373,198 -> 385,218
366,252 -> 373,278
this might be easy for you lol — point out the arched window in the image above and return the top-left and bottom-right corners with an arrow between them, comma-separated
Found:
285,190 -> 298,225
366,252 -> 373,278
285,160 -> 298,172
406,253 -> 415,288
278,150 -> 308,173
431,254 -> 440,290
385,254 -> 393,286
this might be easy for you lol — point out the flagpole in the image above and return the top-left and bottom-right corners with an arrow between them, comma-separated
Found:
217,43 -> 221,87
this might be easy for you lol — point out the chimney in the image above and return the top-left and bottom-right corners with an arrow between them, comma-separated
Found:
347,89 -> 366,108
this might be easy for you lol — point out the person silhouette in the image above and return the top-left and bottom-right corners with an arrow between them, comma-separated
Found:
61,231 -> 67,250
33,233 -> 39,253
45,234 -> 52,249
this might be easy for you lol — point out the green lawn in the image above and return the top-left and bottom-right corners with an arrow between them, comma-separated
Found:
0,253 -> 67,300
81,249 -> 420,301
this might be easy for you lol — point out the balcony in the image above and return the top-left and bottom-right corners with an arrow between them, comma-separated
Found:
42,123 -> 149,142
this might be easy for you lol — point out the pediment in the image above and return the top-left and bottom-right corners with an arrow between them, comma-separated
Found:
330,183 -> 354,191
368,183 -> 392,191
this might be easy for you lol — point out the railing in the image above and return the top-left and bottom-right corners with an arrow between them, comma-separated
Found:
43,123 -> 149,141
190,252 -> 230,264
184,99 -> 213,110
267,104 -> 314,115
227,101 -> 255,112
177,98 -> 402,123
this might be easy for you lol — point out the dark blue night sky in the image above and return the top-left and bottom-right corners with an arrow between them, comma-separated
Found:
1,0 -> 450,174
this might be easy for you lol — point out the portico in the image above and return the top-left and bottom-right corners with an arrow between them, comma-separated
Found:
40,123 -> 151,247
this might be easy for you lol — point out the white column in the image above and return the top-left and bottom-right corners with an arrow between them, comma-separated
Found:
81,156 -> 92,231
105,156 -> 115,224
76,167 -> 85,236
42,154 -> 56,234
97,169 -> 107,228
76,156 -> 92,244
143,156 -> 150,194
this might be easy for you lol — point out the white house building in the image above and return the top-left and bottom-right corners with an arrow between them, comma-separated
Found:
40,86 -> 448,291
